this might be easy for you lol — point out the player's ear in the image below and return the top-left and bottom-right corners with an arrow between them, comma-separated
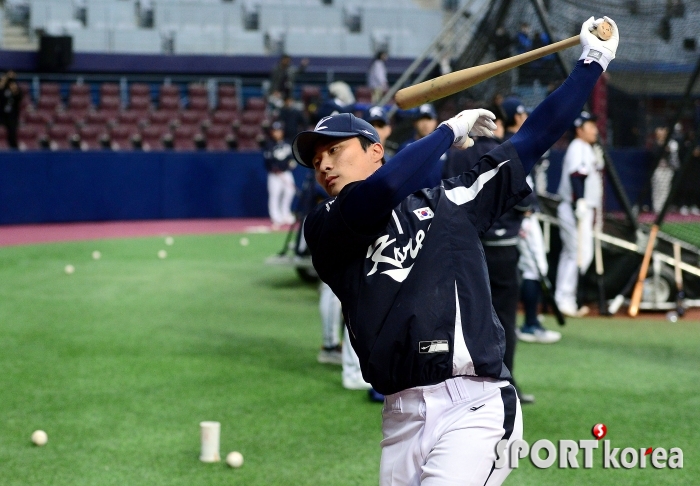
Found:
370,142 -> 384,164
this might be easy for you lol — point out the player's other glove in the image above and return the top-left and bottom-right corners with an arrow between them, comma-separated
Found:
579,16 -> 619,71
439,109 -> 496,149
575,198 -> 588,221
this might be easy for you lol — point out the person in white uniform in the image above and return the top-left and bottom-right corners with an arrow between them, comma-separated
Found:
555,111 -> 604,317
263,121 -> 297,227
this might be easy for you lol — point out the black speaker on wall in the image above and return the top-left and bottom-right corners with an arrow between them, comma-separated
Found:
38,35 -> 74,71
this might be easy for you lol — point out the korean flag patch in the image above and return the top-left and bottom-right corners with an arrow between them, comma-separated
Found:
413,207 -> 434,221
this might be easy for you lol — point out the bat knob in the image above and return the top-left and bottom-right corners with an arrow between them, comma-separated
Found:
591,20 -> 613,41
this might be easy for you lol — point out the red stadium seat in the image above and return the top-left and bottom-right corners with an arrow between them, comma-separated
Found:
159,84 -> 180,100
37,96 -> 61,111
149,110 -> 176,126
129,97 -> 152,120
188,97 -> 208,111
173,125 -> 197,151
236,125 -> 263,150
54,111 -> 77,126
110,125 -> 137,150
217,97 -> 238,112
118,110 -> 147,126
240,110 -> 267,126
130,83 -> 150,98
23,110 -> 52,126
40,82 -> 60,97
100,83 -> 120,97
141,125 -> 168,150
100,95 -> 121,111
48,125 -> 74,150
86,111 -> 112,126
245,97 -> 266,112
179,110 -> 207,127
205,125 -> 230,151
69,84 -> 90,97
188,84 -> 207,99
211,110 -> 240,129
159,96 -> 180,111
18,126 -> 41,150
79,125 -> 103,149
218,85 -> 236,98
67,96 -> 92,120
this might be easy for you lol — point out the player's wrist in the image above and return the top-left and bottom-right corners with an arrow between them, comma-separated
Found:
578,47 -> 613,71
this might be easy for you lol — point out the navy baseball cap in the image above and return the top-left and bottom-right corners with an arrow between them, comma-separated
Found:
501,97 -> 527,126
293,113 -> 380,168
365,105 -> 389,125
573,111 -> 598,128
270,120 -> 284,131
417,103 -> 437,120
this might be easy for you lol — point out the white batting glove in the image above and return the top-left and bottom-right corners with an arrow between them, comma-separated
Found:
439,109 -> 497,149
579,16 -> 619,71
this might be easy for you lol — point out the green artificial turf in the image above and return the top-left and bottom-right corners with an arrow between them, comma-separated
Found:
0,232 -> 698,485
660,222 -> 700,248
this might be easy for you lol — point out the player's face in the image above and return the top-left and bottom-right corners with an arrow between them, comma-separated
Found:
372,122 -> 392,145
577,121 -> 599,144
415,118 -> 438,138
271,128 -> 284,141
312,137 -> 384,196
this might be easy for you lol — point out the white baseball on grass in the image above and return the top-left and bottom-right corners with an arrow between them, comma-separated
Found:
92,251 -> 101,260
165,237 -> 174,246
158,250 -> 167,259
239,237 -> 249,247
64,264 -> 75,275
31,430 -> 48,446
226,451 -> 244,468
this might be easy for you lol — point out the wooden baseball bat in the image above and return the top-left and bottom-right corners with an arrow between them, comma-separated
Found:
673,242 -> 685,317
594,225 -> 610,316
628,225 -> 658,317
395,21 -> 612,109
394,36 -> 577,109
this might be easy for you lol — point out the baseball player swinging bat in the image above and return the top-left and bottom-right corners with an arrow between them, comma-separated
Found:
394,21 -> 613,109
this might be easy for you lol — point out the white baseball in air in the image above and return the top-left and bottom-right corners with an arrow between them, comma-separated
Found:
226,451 -> 244,468
64,264 -> 75,275
158,250 -> 167,259
165,237 -> 174,246
92,251 -> 101,260
239,237 -> 249,247
31,430 -> 48,446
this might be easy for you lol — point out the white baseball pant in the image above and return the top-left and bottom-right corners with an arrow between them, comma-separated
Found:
554,201 -> 593,310
319,282 -> 342,349
380,377 -> 522,486
267,170 -> 296,226
517,214 -> 548,281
